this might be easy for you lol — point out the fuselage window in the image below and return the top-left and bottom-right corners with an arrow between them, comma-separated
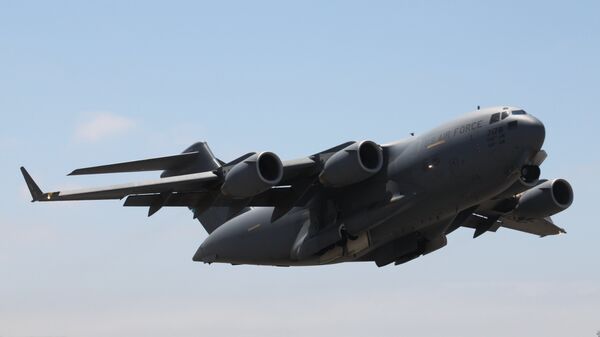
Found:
501,111 -> 509,120
489,113 -> 500,124
512,109 -> 527,115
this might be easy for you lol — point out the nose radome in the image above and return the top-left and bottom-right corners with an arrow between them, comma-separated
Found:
520,114 -> 546,151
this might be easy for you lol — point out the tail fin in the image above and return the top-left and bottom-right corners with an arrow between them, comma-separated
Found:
160,142 -> 222,177
164,142 -> 249,233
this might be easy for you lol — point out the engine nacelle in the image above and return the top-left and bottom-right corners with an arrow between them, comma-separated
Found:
493,165 -> 543,201
319,140 -> 383,188
496,175 -> 540,201
521,165 -> 541,183
221,152 -> 283,199
512,179 -> 574,219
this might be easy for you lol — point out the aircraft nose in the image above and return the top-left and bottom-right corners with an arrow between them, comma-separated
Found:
519,114 -> 546,151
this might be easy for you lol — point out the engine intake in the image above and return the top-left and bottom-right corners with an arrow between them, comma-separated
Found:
521,165 -> 541,183
512,179 -> 574,219
221,152 -> 283,198
319,140 -> 383,188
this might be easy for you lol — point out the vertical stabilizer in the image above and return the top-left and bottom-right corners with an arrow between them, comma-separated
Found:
160,142 -> 222,177
166,142 -> 248,233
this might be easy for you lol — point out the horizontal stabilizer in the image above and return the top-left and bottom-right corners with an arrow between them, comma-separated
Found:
69,151 -> 200,175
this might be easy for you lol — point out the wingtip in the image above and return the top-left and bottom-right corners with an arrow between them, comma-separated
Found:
20,167 -> 44,202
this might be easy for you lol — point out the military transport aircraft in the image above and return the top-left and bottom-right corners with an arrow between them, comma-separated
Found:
21,106 -> 573,267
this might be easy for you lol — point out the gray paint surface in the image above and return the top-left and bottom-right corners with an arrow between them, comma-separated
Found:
21,106 -> 573,267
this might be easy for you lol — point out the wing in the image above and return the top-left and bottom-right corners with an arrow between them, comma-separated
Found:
20,158 -> 319,203
21,167 -> 219,201
447,199 -> 566,238
20,141 -> 354,215
20,139 -> 383,228
499,216 -> 566,237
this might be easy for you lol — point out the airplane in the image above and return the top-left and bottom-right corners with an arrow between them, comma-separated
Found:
20,106 -> 574,267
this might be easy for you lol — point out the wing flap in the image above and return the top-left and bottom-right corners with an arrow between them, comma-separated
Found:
36,171 -> 219,201
500,217 -> 566,237
123,193 -> 205,207
450,209 -> 565,238
123,185 -> 312,208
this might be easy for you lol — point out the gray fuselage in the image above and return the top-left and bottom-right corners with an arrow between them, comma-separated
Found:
194,107 -> 545,266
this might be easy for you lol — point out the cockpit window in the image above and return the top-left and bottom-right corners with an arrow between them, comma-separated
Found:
501,111 -> 509,120
512,109 -> 527,115
490,113 -> 500,124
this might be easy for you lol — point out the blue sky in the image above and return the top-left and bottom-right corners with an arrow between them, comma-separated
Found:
1,1 -> 598,336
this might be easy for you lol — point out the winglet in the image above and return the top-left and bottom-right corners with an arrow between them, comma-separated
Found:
20,167 -> 43,202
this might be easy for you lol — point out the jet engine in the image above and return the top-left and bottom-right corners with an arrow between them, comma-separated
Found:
221,152 -> 283,198
496,174 -> 540,200
494,165 -> 542,200
512,179 -> 573,219
521,165 -> 541,183
319,140 -> 383,188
